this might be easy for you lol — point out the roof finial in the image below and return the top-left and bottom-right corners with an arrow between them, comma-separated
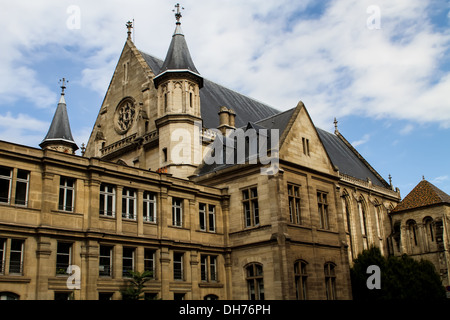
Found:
423,175 -> 425,180
126,20 -> 133,39
59,78 -> 68,95
173,3 -> 184,25
334,117 -> 339,134
388,174 -> 392,186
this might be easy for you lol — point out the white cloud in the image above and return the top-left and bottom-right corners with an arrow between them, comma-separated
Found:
0,112 -> 49,147
0,0 -> 449,143
351,134 -> 371,147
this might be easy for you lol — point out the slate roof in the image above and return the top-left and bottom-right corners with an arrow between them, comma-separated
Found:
316,128 -> 387,187
40,94 -> 78,150
139,48 -> 389,187
140,51 -> 280,129
157,23 -> 200,75
392,179 -> 450,213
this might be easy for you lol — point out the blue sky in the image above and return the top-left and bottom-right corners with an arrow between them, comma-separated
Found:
0,0 -> 449,198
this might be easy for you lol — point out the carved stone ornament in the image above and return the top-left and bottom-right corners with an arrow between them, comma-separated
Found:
114,98 -> 136,134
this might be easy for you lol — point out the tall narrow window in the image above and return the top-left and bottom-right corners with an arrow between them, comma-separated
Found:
164,93 -> 168,112
56,242 -> 72,275
407,220 -> 418,249
143,192 -> 157,223
199,203 -> 216,232
122,188 -> 136,220
302,138 -> 310,156
0,238 -> 5,275
294,260 -> 308,300
144,249 -> 156,279
208,205 -> 216,232
246,263 -> 264,300
122,247 -> 135,277
199,203 -> 206,231
9,239 -> 24,275
172,198 -> 183,227
288,184 -> 302,224
59,177 -> 75,212
189,92 -> 193,108
162,148 -> 168,163
324,263 -> 337,300
15,170 -> 29,206
424,217 -> 434,242
317,191 -> 329,230
99,184 -> 116,217
0,167 -> 12,204
242,187 -> 259,228
173,252 -> 184,281
358,199 -> 369,250
99,245 -> 113,277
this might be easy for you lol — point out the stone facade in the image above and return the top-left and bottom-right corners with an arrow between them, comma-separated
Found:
0,17 -> 405,300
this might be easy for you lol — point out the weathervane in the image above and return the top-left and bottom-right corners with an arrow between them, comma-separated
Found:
59,78 -> 68,94
173,3 -> 184,24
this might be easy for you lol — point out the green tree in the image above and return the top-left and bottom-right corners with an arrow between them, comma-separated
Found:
120,270 -> 153,300
350,247 -> 446,300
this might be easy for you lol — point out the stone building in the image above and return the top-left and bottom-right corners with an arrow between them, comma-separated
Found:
0,8 -> 401,300
390,178 -> 450,287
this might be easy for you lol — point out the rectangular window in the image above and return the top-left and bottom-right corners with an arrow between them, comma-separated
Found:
242,187 -> 259,228
199,203 -> 216,232
122,188 -> 136,220
59,177 -> 75,212
302,138 -> 310,156
15,169 -> 29,206
200,255 -> 217,282
99,245 -> 113,277
288,184 -> 302,224
0,167 -> 12,204
99,184 -> 116,217
9,239 -> 24,274
173,252 -> 184,280
199,203 -> 206,231
143,191 -> 157,223
208,205 -> 216,232
56,242 -> 72,275
172,198 -> 183,227
144,249 -> 156,279
317,191 -> 329,230
122,247 -> 135,277
0,238 -> 5,274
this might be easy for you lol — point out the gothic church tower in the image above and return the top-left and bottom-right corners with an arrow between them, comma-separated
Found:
84,6 -> 204,179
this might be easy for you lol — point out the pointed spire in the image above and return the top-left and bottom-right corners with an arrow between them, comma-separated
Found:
334,118 -> 339,134
154,3 -> 202,88
40,79 -> 78,154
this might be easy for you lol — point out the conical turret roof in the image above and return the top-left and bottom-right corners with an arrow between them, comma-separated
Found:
40,83 -> 78,152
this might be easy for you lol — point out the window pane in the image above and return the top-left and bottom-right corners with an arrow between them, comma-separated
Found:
0,177 -> 11,203
15,181 -> 27,205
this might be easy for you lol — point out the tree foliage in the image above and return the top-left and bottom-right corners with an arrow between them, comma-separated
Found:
120,270 -> 153,300
350,246 -> 446,300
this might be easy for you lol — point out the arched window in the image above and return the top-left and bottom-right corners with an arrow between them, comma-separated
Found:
342,192 -> 354,260
294,260 -> 308,300
245,263 -> 264,300
0,292 -> 19,300
406,220 -> 419,251
424,217 -> 434,243
324,263 -> 337,300
358,197 -> 369,250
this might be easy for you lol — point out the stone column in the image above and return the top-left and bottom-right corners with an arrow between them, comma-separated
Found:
35,236 -> 52,300
80,239 -> 99,300
160,247 -> 171,299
